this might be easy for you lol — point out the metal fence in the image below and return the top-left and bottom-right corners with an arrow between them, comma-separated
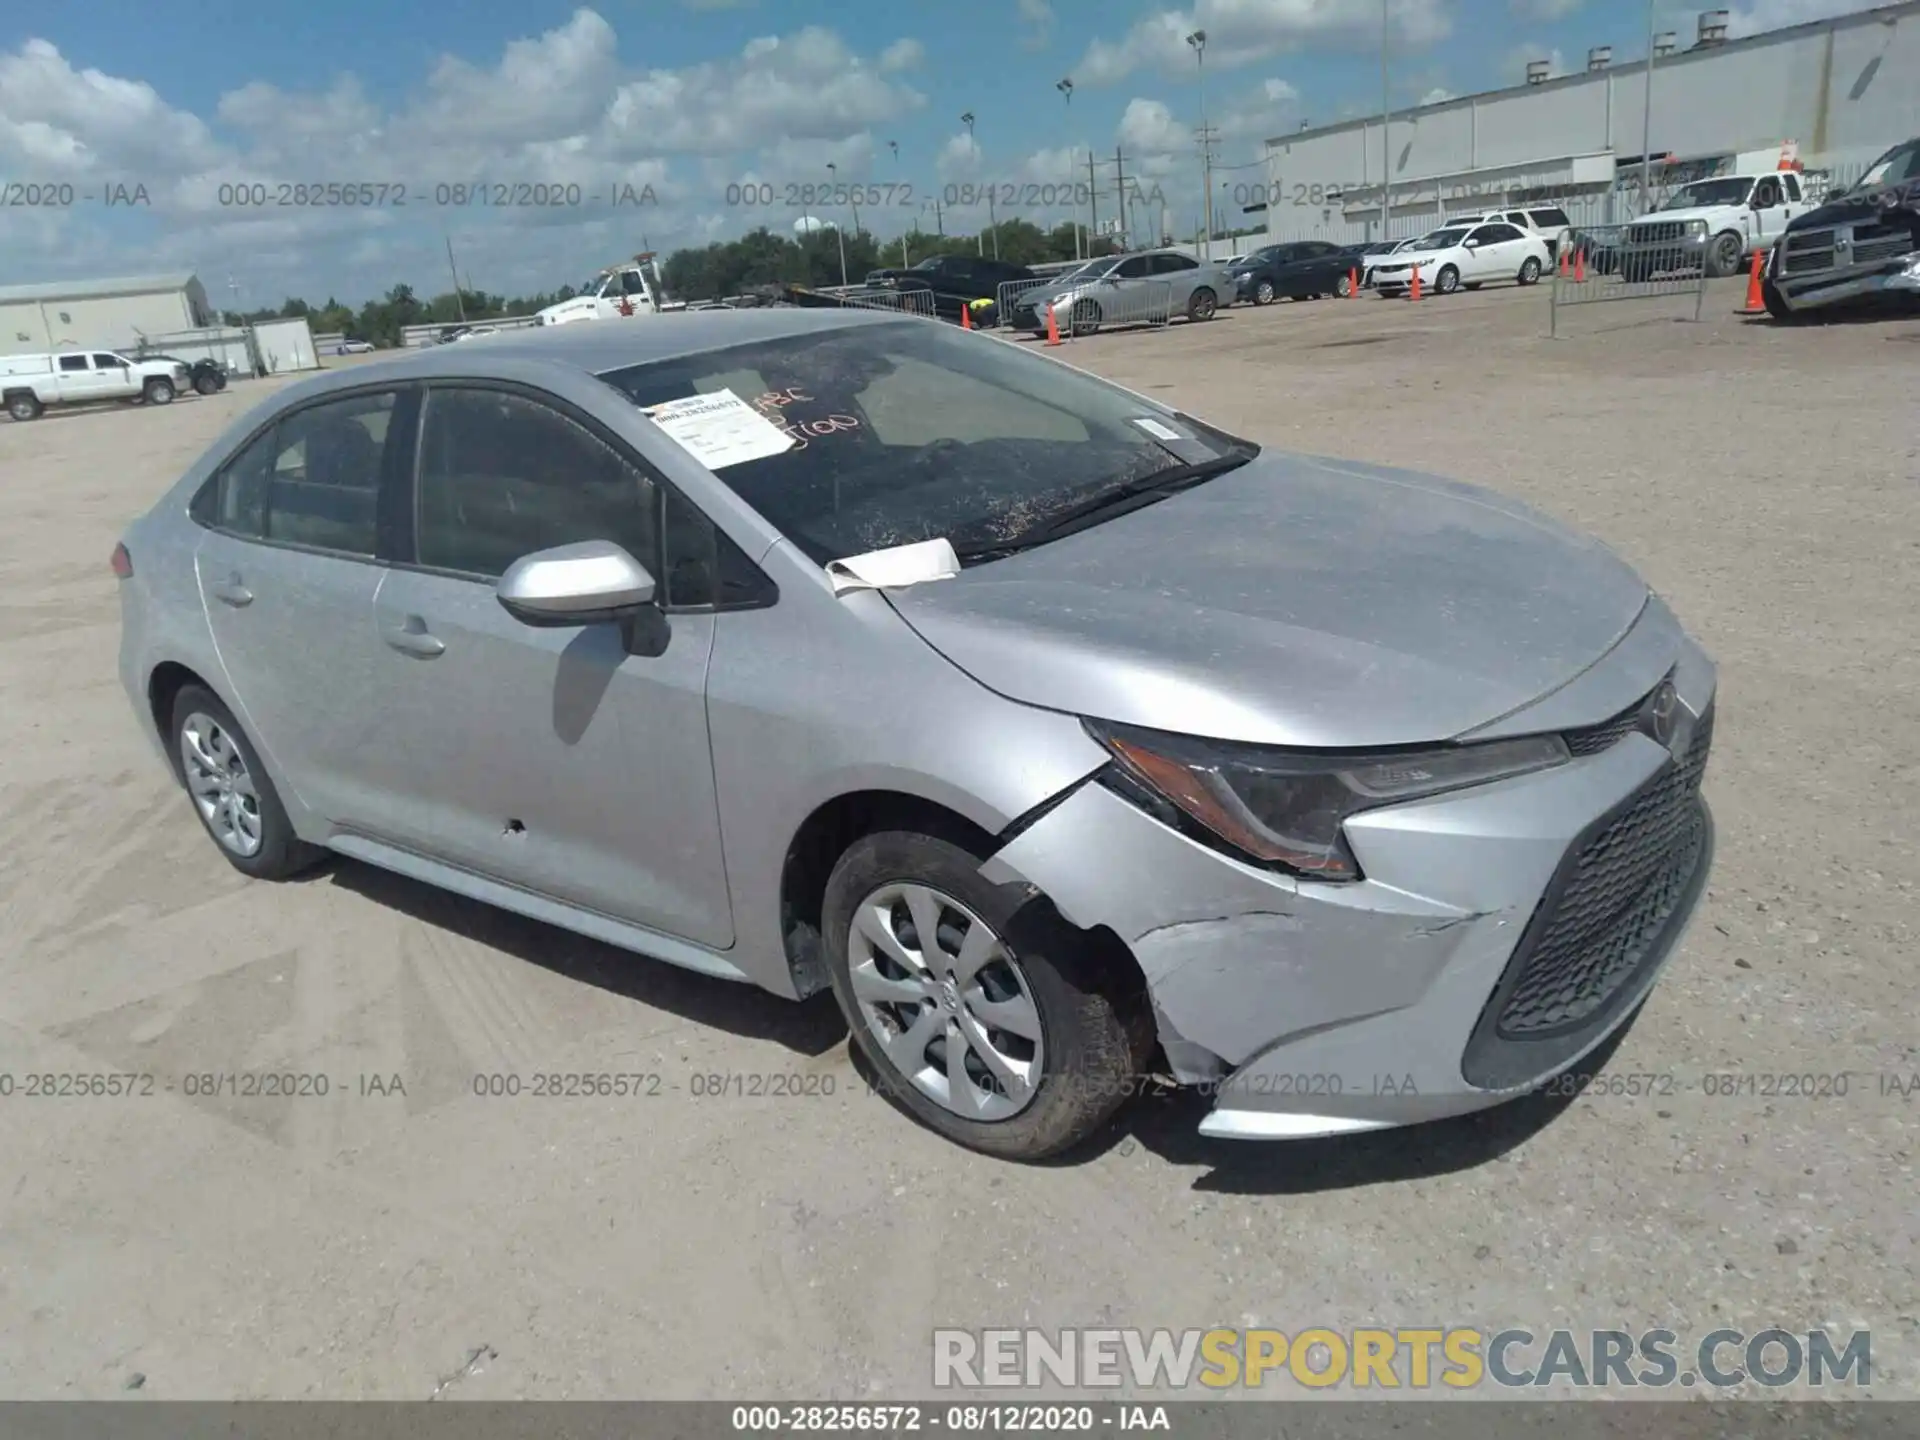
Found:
832,288 -> 936,318
1548,219 -> 1708,336
996,276 -> 1059,325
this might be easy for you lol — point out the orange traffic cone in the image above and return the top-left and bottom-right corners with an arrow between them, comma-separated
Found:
1348,267 -> 1359,298
1045,302 -> 1062,345
1738,249 -> 1767,315
1558,249 -> 1569,278
1408,267 -> 1422,302
1574,248 -> 1587,283
961,304 -> 972,329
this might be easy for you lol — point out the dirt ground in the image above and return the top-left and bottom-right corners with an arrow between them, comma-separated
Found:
1,281 -> 1915,1400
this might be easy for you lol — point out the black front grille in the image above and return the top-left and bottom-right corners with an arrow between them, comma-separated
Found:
1630,221 -> 1686,245
1461,707 -> 1714,1090
1562,687 -> 1653,757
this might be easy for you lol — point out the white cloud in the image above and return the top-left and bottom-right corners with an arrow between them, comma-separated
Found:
1420,86 -> 1455,104
0,10 -> 933,300
1509,0 -> 1583,19
1075,0 -> 1450,86
1018,0 -> 1055,49
1117,97 -> 1187,158
1724,0 -> 1870,36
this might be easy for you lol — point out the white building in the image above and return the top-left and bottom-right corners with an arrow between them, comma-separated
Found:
1259,2 -> 1920,246
0,273 -> 216,357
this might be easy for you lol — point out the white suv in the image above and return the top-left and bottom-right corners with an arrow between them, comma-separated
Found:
2,349 -> 190,421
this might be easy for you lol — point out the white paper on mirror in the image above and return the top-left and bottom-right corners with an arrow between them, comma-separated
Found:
641,390 -> 795,469
825,537 -> 962,596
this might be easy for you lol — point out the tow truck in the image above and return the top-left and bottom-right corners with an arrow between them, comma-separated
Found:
533,254 -> 688,327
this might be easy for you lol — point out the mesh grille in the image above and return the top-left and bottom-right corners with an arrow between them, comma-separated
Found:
1561,688 -> 1653,757
1494,708 -> 1713,1037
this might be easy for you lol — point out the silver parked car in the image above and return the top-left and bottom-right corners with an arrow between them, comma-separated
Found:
1010,250 -> 1233,336
116,310 -> 1717,1160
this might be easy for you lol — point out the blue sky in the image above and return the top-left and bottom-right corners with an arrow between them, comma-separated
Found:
0,0 -> 1860,305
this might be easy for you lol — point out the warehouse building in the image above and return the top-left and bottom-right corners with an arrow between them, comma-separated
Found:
1260,1 -> 1920,246
0,274 -> 216,358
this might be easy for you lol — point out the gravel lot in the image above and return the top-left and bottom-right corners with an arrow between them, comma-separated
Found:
1,282 -> 1915,1400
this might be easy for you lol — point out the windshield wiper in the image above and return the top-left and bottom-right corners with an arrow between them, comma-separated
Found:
954,450 -> 1255,562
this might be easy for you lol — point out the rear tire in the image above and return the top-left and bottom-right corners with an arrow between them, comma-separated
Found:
1185,287 -> 1217,322
142,377 -> 175,405
1334,273 -> 1354,297
193,373 -> 220,396
6,392 -> 42,422
1517,256 -> 1543,286
168,685 -> 324,880
823,831 -> 1152,1161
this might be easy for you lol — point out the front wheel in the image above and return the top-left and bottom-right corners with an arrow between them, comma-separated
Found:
1434,264 -> 1460,295
1705,231 -> 1745,278
1069,299 -> 1102,337
1761,277 -> 1800,323
1517,256 -> 1542,286
1334,273 -> 1353,298
1186,286 -> 1217,322
142,377 -> 175,405
823,831 -> 1152,1160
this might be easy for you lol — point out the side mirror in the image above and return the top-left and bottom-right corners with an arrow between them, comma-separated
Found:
496,540 -> 656,627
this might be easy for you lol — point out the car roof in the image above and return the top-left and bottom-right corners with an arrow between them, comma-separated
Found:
264,307 -> 903,404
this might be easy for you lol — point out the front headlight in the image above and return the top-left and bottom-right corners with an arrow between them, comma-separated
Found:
1087,721 -> 1570,881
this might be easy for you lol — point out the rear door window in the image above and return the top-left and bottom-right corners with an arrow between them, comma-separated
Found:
200,390 -> 399,556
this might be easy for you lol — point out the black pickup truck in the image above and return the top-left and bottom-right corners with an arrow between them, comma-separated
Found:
1764,136 -> 1920,320
864,253 -> 1037,323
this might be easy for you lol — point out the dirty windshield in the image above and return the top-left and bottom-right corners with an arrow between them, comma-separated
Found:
1663,178 -> 1752,209
598,319 -> 1249,565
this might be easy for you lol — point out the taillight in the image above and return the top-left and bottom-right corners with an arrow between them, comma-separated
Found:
110,542 -> 133,579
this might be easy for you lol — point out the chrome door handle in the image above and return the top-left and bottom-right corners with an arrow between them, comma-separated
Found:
211,578 -> 252,607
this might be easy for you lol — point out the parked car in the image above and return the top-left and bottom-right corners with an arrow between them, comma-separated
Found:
333,340 -> 377,355
436,325 -> 476,345
865,253 -> 1037,324
1354,235 -> 1428,288
1763,135 -> 1920,320
1444,206 -> 1575,259
115,309 -> 1717,1160
2,349 -> 190,421
1230,240 -> 1358,304
1009,249 -> 1232,335
1369,222 -> 1552,296
139,352 -> 229,396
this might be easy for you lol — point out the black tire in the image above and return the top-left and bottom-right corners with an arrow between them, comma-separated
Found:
1252,278 -> 1275,305
1434,264 -> 1460,295
822,830 -> 1152,1161
1069,299 -> 1102,337
1185,286 -> 1217,322
1705,231 -> 1745,279
1761,277 -> 1799,323
1334,273 -> 1354,298
142,377 -> 175,406
168,684 -> 324,880
6,392 -> 42,422
193,374 -> 220,396
1516,256 -> 1542,286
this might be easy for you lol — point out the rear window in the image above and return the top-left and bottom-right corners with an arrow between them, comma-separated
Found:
1530,207 -> 1571,227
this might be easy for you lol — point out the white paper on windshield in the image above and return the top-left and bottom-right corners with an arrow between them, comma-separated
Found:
641,390 -> 794,469
1132,417 -> 1184,442
825,537 -> 962,596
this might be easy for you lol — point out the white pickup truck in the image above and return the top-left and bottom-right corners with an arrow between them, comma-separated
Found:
1616,171 -> 1813,278
3,349 -> 192,421
534,253 -> 687,327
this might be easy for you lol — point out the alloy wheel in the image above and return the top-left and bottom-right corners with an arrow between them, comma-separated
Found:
846,881 -> 1045,1121
180,711 -> 264,857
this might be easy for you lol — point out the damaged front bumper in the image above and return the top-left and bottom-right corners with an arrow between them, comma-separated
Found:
980,620 -> 1717,1141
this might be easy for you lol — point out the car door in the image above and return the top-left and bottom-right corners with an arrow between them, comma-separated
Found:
369,381 -> 734,948
1466,223 -> 1517,280
191,384 -> 415,831
1748,174 -> 1789,249
90,352 -> 138,398
1149,251 -> 1201,310
53,353 -> 98,402
1300,240 -> 1347,292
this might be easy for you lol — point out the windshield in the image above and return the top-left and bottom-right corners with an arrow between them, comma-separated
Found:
1066,255 -> 1122,280
1851,140 -> 1920,193
599,319 -> 1251,565
575,276 -> 609,298
1412,229 -> 1467,250
909,256 -> 947,271
1662,178 -> 1752,210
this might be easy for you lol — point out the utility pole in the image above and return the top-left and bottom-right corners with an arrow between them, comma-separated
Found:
1187,30 -> 1212,259
444,235 -> 466,321
825,162 -> 850,287
1058,77 -> 1084,260
1087,150 -> 1101,245
891,140 -> 909,267
1639,0 -> 1658,209
1380,0 -> 1391,241
1114,145 -> 1130,249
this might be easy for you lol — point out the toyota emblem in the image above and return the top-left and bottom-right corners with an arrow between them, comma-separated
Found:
1641,680 -> 1680,748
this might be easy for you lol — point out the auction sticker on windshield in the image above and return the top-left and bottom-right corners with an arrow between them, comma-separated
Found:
1132,417 -> 1184,442
642,390 -> 795,469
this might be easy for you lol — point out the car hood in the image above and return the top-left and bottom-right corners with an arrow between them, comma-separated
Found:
1632,205 -> 1731,226
882,453 -> 1651,748
1786,190 -> 1920,232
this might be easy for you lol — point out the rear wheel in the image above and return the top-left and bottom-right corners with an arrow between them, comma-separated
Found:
142,377 -> 175,405
823,831 -> 1152,1160
193,373 -> 221,396
1186,287 -> 1217,322
1517,256 -> 1543,286
1334,273 -> 1354,298
6,392 -> 42,422
168,685 -> 323,880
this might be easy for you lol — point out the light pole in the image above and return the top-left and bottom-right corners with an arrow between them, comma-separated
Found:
825,162 -> 850,287
1057,77 -> 1083,259
1187,30 -> 1212,260
961,111 -> 999,258
1379,0 -> 1391,242
1639,0 -> 1657,210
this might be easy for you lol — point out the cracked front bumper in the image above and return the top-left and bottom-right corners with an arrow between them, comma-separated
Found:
980,620 -> 1717,1141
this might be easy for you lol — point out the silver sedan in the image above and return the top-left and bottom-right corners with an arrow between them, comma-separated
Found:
116,309 -> 1716,1159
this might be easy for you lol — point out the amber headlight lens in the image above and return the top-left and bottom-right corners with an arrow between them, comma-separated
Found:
1087,721 -> 1570,881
